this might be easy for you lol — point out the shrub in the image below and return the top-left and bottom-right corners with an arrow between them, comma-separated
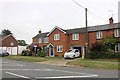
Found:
87,42 -> 118,59
21,49 -> 31,56
55,54 -> 59,57
37,50 -> 47,57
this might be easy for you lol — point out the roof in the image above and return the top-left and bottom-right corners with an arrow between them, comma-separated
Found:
33,32 -> 49,39
47,26 -> 66,36
33,23 -> 120,38
65,27 -> 86,34
1,34 -> 18,43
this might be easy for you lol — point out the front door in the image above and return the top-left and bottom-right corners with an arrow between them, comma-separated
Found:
50,46 -> 54,56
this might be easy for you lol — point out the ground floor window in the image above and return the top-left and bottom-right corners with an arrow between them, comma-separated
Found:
57,46 -> 63,52
115,43 -> 120,52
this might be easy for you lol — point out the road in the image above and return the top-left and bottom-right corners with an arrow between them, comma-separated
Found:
1,58 -> 119,80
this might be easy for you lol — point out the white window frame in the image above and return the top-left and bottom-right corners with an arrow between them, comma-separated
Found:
96,31 -> 102,39
114,29 -> 120,37
57,46 -> 63,52
44,37 -> 49,43
115,43 -> 120,52
54,34 -> 60,41
72,34 -> 79,40
39,38 -> 42,43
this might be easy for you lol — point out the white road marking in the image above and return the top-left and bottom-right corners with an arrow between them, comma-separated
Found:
36,75 -> 98,79
5,72 -> 29,79
2,62 -> 25,66
3,68 -> 98,79
1,64 -> 25,66
1,68 -> 52,71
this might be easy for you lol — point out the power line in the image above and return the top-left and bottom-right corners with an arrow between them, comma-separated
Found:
72,0 -> 85,9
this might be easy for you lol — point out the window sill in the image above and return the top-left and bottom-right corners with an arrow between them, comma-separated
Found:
57,51 -> 63,53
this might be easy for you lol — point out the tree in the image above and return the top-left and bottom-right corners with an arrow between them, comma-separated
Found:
18,40 -> 28,46
102,36 -> 120,50
1,29 -> 12,36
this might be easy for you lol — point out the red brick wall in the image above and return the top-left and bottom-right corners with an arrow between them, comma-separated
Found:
2,35 -> 18,47
89,30 -> 115,45
69,33 -> 86,46
49,28 -> 69,56
33,38 -> 38,43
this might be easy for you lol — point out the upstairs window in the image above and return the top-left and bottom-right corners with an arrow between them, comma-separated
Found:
96,31 -> 102,39
114,29 -> 120,37
72,34 -> 79,40
57,46 -> 63,52
54,34 -> 60,41
44,37 -> 49,43
39,38 -> 42,43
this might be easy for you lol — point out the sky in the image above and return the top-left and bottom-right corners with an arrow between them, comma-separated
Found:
0,0 -> 120,44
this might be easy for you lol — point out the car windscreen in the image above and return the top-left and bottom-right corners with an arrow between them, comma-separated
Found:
67,50 -> 74,53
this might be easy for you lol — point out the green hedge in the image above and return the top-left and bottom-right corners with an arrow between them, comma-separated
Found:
87,42 -> 119,59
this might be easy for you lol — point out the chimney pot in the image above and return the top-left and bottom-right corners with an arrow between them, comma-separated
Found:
39,29 -> 41,34
109,17 -> 114,24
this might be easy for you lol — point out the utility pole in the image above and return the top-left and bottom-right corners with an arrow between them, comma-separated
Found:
85,8 -> 89,58
72,0 -> 89,59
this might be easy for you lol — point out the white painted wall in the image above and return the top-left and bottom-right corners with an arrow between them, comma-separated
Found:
0,46 -> 26,55
18,46 -> 26,54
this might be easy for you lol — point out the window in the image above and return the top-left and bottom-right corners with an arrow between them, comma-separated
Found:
54,34 -> 60,40
39,38 -> 42,43
57,46 -> 63,52
72,34 -> 79,40
115,43 -> 120,52
96,31 -> 102,39
114,29 -> 120,37
44,37 -> 49,43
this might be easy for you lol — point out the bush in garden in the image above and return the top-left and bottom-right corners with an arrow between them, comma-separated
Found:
21,49 -> 31,56
87,42 -> 118,59
37,50 -> 47,57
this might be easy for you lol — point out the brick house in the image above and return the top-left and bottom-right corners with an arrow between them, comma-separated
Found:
31,18 -> 120,57
0,34 -> 19,55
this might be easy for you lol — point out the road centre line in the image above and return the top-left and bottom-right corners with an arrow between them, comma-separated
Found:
5,71 -> 29,79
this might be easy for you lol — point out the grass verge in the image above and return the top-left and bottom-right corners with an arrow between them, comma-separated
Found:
3,55 -> 62,62
66,59 -> 120,70
79,58 -> 120,62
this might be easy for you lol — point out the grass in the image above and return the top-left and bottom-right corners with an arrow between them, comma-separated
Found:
3,55 -> 62,62
66,59 -> 120,70
78,58 -> 120,62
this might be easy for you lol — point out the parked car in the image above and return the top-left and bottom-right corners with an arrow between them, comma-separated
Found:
0,49 -> 9,57
64,49 -> 80,59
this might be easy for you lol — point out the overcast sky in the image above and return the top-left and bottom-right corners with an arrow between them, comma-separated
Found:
0,0 -> 120,44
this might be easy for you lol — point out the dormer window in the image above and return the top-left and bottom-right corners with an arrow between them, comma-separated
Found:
96,31 -> 102,39
54,34 -> 60,41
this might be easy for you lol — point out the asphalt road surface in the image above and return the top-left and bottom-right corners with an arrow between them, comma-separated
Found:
1,58 -> 119,80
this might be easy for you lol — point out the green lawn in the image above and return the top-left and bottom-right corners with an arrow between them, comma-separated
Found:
3,55 -> 62,62
66,59 -> 120,70
78,58 -> 120,62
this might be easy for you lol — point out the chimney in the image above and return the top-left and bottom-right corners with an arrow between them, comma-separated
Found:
109,17 -> 114,24
38,29 -> 41,34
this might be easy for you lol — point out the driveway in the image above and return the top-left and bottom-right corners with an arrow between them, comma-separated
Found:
36,58 -> 76,66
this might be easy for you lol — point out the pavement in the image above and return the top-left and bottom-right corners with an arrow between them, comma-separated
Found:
35,58 -> 76,66
1,58 -> 119,80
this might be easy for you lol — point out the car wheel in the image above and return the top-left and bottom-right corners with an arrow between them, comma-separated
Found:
73,55 -> 75,59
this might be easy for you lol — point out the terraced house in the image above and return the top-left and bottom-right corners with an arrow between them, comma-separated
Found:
31,18 -> 120,57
